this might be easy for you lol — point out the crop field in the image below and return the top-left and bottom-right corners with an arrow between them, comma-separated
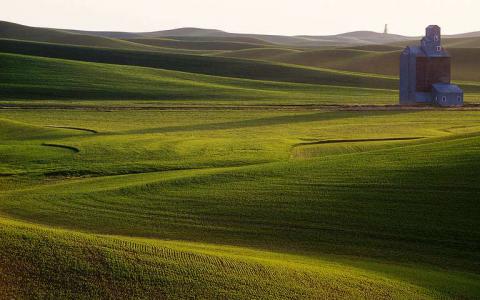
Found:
1,20 -> 480,299
1,108 -> 480,299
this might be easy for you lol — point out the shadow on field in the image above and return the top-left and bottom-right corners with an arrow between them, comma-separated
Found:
293,136 -> 424,147
41,143 -> 80,153
119,110 -> 415,135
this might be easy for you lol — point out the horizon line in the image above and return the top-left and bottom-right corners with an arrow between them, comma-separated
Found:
2,19 -> 479,38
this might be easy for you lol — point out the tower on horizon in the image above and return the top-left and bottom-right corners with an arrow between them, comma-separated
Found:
384,24 -> 388,35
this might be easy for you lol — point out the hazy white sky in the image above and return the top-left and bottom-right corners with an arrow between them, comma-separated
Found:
1,0 -> 478,36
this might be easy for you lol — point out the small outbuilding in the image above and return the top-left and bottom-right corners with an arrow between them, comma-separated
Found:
399,25 -> 463,107
432,83 -> 464,107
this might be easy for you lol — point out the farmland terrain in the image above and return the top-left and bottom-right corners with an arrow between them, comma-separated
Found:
0,21 -> 479,299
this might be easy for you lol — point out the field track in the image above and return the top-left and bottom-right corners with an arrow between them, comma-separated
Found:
44,125 -> 98,133
2,103 -> 480,111
41,143 -> 80,153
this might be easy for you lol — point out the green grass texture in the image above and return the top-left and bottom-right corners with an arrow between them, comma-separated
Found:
0,52 -> 401,104
1,109 -> 479,298
0,39 -> 400,89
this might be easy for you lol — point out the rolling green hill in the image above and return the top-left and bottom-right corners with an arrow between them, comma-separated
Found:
0,40 -> 404,90
389,36 -> 480,48
155,35 -> 274,44
1,216 -> 478,299
0,109 -> 479,298
264,49 -> 401,76
217,47 -> 480,82
0,21 -> 160,50
2,20 -> 479,83
443,37 -> 480,48
2,49 -> 479,106
343,44 -> 404,51
0,52 -> 399,104
124,38 -> 271,51
213,48 -> 303,59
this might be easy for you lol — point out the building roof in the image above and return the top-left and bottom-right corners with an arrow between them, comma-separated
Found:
432,83 -> 463,94
426,25 -> 440,31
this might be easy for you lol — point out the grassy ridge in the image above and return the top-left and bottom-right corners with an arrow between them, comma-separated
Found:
265,49 -> 400,76
158,35 -> 274,44
3,217 -> 478,299
0,52 -> 398,104
125,38 -> 271,51
389,36 -> 480,49
0,39 -> 400,89
2,52 -> 478,105
0,21 -> 159,51
218,47 -> 480,82
213,48 -> 303,60
2,39 -> 479,96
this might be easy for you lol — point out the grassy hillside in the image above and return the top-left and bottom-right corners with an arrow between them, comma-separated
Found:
4,217 -> 479,299
156,35 -> 274,44
2,51 -> 478,105
258,49 -> 400,75
297,31 -> 413,46
1,110 -> 479,264
389,36 -> 480,48
449,48 -> 480,82
0,109 -> 479,298
217,47 -> 480,82
443,37 -> 480,48
124,38 -> 271,51
2,217 -> 479,299
213,48 -> 303,59
343,44 -> 404,51
0,52 -> 400,104
0,21 -> 161,51
0,39 -> 402,90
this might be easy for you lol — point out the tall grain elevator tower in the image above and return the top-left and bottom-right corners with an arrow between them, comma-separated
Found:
399,25 -> 463,106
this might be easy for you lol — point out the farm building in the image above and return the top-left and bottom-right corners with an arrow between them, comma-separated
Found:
399,25 -> 463,107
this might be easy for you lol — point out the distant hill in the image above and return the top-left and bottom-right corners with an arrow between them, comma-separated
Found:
389,36 -> 480,48
297,31 -> 415,46
124,38 -> 271,51
2,20 -> 479,48
145,29 -> 413,47
345,45 -> 404,51
0,21 -> 156,50
64,29 -> 142,39
0,52 -> 401,104
442,37 -> 480,48
213,48 -> 302,60
1,20 -> 479,83
0,39 -> 399,90
156,36 -> 273,45
143,27 -> 232,38
0,21 -> 410,47
219,47 -> 480,82
444,31 -> 480,38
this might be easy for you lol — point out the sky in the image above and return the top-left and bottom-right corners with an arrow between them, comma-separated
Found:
1,0 -> 478,36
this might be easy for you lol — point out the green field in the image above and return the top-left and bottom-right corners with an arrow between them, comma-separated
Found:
1,109 -> 480,298
0,52 -> 402,104
1,21 -> 480,299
